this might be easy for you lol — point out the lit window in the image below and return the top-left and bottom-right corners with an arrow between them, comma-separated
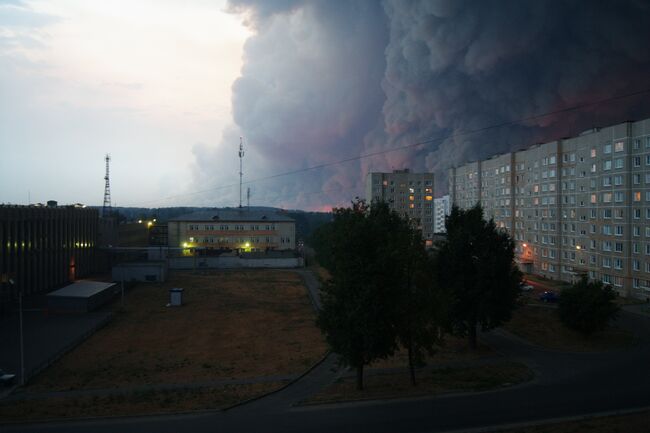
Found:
425,195 -> 433,201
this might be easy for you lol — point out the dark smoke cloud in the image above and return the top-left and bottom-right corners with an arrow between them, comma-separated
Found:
192,0 -> 650,209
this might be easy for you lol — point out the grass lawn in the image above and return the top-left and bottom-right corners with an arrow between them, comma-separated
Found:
303,362 -> 533,405
499,409 -> 650,433
504,305 -> 634,352
0,382 -> 284,423
21,270 -> 325,391
369,336 -> 493,370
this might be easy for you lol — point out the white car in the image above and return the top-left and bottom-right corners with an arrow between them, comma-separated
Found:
519,282 -> 534,291
0,369 -> 15,386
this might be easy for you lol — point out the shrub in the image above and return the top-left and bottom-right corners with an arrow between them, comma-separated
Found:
558,277 -> 619,335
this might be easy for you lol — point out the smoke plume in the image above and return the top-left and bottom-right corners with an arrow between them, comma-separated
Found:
192,0 -> 650,209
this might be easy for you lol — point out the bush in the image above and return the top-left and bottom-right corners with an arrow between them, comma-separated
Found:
558,277 -> 619,335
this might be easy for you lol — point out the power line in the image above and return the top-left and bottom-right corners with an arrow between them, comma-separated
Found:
131,86 -> 650,206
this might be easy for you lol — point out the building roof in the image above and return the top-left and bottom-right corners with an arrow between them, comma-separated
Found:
47,281 -> 116,298
170,209 -> 294,223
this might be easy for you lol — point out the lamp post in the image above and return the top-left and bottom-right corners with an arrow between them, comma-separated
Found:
9,278 -> 24,386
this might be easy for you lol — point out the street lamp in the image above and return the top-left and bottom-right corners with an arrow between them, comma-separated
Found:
9,278 -> 24,386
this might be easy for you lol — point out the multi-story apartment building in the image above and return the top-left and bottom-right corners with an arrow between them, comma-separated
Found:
0,203 -> 98,312
365,169 -> 436,244
168,209 -> 295,253
434,195 -> 451,233
449,118 -> 650,299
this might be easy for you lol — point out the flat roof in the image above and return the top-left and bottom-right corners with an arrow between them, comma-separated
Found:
170,209 -> 294,223
48,281 -> 116,298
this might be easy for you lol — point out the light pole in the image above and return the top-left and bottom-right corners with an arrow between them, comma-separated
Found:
9,278 -> 24,386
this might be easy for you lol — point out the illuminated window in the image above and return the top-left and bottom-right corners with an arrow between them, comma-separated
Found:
425,195 -> 433,201
634,192 -> 641,202
409,195 -> 415,201
409,203 -> 415,209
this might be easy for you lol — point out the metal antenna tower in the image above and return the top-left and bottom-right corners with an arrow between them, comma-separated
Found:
238,137 -> 244,208
102,154 -> 112,217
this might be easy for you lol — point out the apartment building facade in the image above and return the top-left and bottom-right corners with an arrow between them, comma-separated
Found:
434,195 -> 451,233
449,118 -> 650,299
365,169 -> 436,244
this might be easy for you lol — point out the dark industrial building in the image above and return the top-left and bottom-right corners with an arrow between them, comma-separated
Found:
0,203 -> 98,312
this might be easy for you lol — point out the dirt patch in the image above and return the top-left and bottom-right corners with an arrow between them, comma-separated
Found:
27,270 -> 326,391
504,305 -> 634,352
304,362 -> 533,405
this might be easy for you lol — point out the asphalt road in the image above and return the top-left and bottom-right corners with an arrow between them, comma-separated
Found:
3,273 -> 650,433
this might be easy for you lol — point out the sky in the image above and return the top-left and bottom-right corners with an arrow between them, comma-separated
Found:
2,1 -> 650,211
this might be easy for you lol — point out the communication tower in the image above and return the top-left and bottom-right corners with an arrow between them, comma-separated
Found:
102,154 -> 112,217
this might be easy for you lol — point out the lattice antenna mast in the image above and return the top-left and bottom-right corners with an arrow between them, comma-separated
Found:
238,137 -> 244,208
102,154 -> 112,217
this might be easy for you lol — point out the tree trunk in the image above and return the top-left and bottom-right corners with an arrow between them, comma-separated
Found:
407,341 -> 417,386
468,320 -> 478,350
356,364 -> 364,390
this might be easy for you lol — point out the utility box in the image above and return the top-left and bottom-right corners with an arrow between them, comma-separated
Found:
170,288 -> 184,306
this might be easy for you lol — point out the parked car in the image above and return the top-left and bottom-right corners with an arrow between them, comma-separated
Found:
519,281 -> 534,291
0,369 -> 15,386
539,291 -> 559,303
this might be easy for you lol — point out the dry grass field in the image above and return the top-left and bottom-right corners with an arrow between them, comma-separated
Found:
304,362 -> 532,405
28,269 -> 327,391
504,305 -> 634,352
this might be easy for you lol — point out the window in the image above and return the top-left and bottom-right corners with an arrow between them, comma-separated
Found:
615,226 -> 624,236
634,209 -> 641,219
614,175 -> 623,186
602,192 -> 612,203
634,226 -> 641,236
614,259 -> 623,270
634,191 -> 641,202
615,191 -> 624,203
614,141 -> 624,152
634,174 -> 641,185
603,160 -> 612,171
604,143 -> 612,154
603,176 -> 611,187
634,156 -> 642,167
590,194 -> 597,204
634,139 -> 641,150
615,158 -> 624,169
590,148 -> 596,158
603,257 -> 611,268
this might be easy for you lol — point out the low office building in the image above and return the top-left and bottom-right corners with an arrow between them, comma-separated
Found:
365,169 -> 436,243
168,209 -> 296,253
0,203 -> 98,312
449,118 -> 650,299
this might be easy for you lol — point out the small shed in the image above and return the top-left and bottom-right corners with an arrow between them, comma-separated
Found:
47,281 -> 117,313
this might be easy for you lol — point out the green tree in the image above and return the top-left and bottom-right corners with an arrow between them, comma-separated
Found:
392,217 -> 448,386
314,200 -> 401,390
436,204 -> 521,350
558,276 -> 619,335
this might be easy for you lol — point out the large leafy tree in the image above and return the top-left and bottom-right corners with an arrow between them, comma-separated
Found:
392,217 -> 448,386
437,204 -> 521,349
558,276 -> 619,335
314,200 -> 402,390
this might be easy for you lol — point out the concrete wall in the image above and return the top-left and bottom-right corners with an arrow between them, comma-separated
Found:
112,262 -> 167,282
168,256 -> 303,270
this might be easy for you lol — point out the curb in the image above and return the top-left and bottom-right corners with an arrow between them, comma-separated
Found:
441,404 -> 650,433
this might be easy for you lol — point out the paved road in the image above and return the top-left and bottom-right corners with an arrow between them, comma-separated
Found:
4,273 -> 650,433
